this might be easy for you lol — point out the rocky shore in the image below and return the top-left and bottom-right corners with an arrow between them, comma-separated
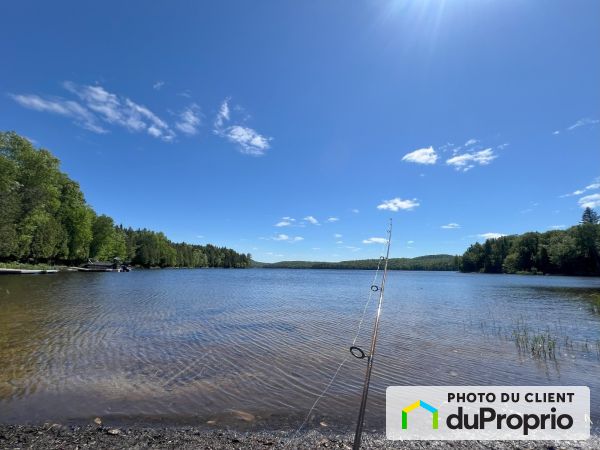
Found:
0,425 -> 598,449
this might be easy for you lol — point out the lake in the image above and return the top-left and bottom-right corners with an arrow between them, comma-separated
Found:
1,269 -> 599,432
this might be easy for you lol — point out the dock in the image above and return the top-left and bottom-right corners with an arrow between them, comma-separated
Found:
0,268 -> 58,275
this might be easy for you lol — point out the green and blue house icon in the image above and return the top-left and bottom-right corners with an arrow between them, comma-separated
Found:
402,400 -> 439,429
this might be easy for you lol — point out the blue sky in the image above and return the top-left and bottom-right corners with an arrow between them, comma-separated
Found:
2,0 -> 599,262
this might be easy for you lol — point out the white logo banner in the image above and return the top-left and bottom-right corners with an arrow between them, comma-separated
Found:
386,386 -> 590,440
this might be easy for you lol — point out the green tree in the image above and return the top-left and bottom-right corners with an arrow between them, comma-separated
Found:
581,207 -> 599,224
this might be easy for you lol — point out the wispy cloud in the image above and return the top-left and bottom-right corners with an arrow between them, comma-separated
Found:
214,98 -> 230,129
275,216 -> 297,227
446,148 -> 497,171
351,208 -> 360,214
464,138 -> 478,147
326,217 -> 339,223
175,103 -> 201,135
567,118 -> 599,131
560,181 -> 600,198
362,237 -> 388,244
213,98 -> 272,156
578,193 -> 600,209
401,146 -> 438,165
63,81 -> 175,141
225,126 -> 271,155
377,197 -> 420,212
304,216 -> 319,225
478,232 -> 506,240
271,233 -> 303,242
9,93 -> 106,134
334,233 -> 342,239
441,223 -> 460,229
153,81 -> 165,90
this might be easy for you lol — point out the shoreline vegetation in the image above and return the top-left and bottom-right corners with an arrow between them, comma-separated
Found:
459,212 -> 600,276
253,254 -> 459,271
2,131 -> 598,277
0,132 -> 251,269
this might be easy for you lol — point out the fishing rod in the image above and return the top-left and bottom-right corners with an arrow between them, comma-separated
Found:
350,218 -> 392,450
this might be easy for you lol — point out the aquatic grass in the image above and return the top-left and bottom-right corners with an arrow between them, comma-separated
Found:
589,293 -> 600,315
511,324 -> 557,361
472,314 -> 600,362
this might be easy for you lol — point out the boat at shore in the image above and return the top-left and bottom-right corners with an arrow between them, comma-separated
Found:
78,258 -> 131,273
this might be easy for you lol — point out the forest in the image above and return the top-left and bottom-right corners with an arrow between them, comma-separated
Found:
256,254 -> 459,271
460,208 -> 600,276
0,132 -> 251,268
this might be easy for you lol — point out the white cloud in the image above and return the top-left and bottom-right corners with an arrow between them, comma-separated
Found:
561,182 -> 600,198
10,93 -> 106,133
377,198 -> 420,212
446,148 -> 497,171
224,125 -> 271,156
272,234 -> 303,242
63,81 -> 175,141
214,98 -> 230,129
441,223 -> 460,229
401,146 -> 438,165
153,81 -> 165,90
336,240 -> 343,244
464,138 -> 478,147
568,118 -> 599,131
304,216 -> 319,225
275,220 -> 292,227
327,217 -> 339,222
478,232 -> 506,240
345,246 -> 361,252
407,240 -> 414,244
351,208 -> 360,214
175,104 -> 201,135
334,233 -> 343,238
362,237 -> 388,244
213,97 -> 272,156
549,225 -> 565,230
578,193 -> 600,209
552,130 -> 560,135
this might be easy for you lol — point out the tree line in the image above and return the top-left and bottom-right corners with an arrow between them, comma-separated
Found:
0,131 -> 251,268
460,208 -> 600,275
256,254 -> 459,271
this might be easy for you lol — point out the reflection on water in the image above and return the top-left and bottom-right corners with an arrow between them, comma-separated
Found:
0,269 -> 599,431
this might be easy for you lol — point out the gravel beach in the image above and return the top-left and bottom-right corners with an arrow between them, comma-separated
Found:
0,425 -> 598,449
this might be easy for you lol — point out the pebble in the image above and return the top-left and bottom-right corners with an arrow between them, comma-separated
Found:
93,417 -> 102,426
107,428 -> 121,435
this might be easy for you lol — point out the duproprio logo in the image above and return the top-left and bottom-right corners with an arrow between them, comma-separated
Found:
402,400 -> 438,429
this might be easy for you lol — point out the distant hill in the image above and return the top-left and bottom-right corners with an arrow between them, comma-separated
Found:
252,254 -> 459,271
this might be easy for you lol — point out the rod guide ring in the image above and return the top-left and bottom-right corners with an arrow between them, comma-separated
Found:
350,346 -> 367,359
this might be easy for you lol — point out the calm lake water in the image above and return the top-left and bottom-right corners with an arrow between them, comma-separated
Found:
1,269 -> 599,432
